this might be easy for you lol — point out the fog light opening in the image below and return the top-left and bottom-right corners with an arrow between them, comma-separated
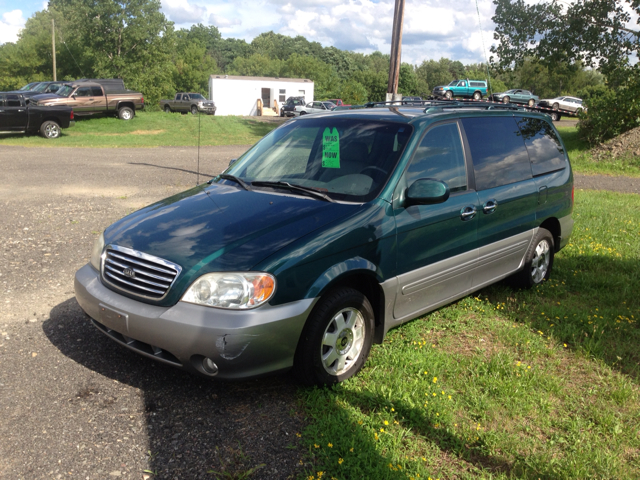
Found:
202,357 -> 219,376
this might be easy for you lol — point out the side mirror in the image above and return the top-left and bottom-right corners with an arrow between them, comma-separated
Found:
228,158 -> 238,167
405,178 -> 450,207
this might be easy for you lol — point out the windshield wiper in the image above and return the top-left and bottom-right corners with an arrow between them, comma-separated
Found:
212,174 -> 252,191
251,181 -> 335,203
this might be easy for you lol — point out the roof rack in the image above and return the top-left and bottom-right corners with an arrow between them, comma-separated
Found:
359,99 -> 528,113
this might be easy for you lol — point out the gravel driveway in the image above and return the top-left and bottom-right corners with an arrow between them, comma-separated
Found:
0,144 -> 637,480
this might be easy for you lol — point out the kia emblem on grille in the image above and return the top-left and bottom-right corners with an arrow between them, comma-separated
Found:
123,267 -> 136,278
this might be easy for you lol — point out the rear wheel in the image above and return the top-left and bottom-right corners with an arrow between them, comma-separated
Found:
164,105 -> 171,113
40,120 -> 61,139
528,99 -> 535,107
293,287 -> 374,386
502,96 -> 510,104
512,228 -> 554,288
552,102 -> 559,111
473,91 -> 482,100
118,107 -> 134,120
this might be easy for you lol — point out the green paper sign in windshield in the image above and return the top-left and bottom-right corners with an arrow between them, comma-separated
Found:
322,127 -> 340,168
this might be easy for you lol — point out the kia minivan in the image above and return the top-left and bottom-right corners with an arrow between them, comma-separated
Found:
75,103 -> 573,385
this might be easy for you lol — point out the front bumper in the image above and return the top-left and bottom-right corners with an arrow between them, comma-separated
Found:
198,105 -> 217,114
74,264 -> 316,379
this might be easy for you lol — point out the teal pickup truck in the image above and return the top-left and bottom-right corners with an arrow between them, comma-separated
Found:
431,79 -> 488,100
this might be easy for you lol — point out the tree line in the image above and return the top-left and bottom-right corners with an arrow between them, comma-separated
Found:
0,0 -> 604,108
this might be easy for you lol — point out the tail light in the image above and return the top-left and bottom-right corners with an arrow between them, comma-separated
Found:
141,96 -> 144,104
70,110 -> 74,120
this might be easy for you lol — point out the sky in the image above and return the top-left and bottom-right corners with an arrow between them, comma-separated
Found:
0,0 -> 499,66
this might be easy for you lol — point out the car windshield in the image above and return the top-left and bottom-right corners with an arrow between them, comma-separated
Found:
223,117 -> 413,202
190,93 -> 205,100
55,86 -> 74,97
20,82 -> 40,91
32,83 -> 51,92
448,80 -> 458,86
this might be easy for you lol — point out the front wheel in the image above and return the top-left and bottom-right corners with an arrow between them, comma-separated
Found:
40,120 -> 61,139
511,228 -> 554,288
118,107 -> 134,120
550,112 -> 561,121
445,91 -> 453,100
293,288 -> 374,386
191,105 -> 198,115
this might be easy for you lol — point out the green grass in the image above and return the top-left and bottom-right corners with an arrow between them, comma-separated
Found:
0,111 -> 279,148
298,190 -> 640,480
557,125 -> 640,177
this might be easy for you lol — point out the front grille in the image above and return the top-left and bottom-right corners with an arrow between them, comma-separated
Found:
102,245 -> 181,300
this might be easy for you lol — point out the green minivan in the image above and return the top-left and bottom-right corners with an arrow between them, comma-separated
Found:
74,103 -> 573,385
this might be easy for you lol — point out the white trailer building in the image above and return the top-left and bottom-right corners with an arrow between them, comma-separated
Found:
208,75 -> 314,116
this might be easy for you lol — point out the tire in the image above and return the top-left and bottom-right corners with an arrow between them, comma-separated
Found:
293,287 -> 374,386
512,228 -> 554,289
445,90 -> 453,100
552,102 -> 559,111
118,107 -> 134,120
502,96 -> 510,104
280,109 -> 284,117
164,105 -> 171,113
40,120 -> 61,139
528,99 -> 535,107
473,91 -> 482,100
550,112 -> 561,121
299,111 -> 307,115
191,105 -> 198,115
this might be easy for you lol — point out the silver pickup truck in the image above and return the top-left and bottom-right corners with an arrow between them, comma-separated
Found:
159,93 -> 216,115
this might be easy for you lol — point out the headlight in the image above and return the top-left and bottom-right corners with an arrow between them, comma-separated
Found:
182,272 -> 275,309
90,232 -> 105,270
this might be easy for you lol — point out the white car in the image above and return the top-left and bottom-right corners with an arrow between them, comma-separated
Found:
538,96 -> 584,113
293,101 -> 336,116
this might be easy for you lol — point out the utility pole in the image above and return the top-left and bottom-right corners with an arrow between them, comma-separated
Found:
52,18 -> 57,81
386,0 -> 405,103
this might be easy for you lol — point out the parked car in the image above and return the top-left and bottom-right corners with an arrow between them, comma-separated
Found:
280,96 -> 306,117
402,96 -> 423,105
32,82 -> 144,120
159,93 -> 216,115
0,92 -> 74,138
326,99 -> 350,107
75,103 -> 574,386
12,81 -> 71,97
293,101 -> 336,116
538,96 -> 584,112
490,89 -> 539,106
431,79 -> 488,100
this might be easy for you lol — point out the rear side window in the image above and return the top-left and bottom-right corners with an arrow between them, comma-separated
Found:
406,123 -> 467,192
516,117 -> 566,176
461,117 -> 532,190
91,86 -> 103,96
6,94 -> 21,107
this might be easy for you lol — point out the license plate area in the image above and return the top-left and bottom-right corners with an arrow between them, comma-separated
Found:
98,303 -> 128,333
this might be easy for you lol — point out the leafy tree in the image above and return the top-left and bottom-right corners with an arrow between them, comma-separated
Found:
283,53 -> 340,98
340,80 -> 368,104
227,53 -> 283,77
398,63 -> 419,96
212,38 -> 252,72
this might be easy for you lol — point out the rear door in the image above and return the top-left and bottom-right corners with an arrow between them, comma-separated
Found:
0,94 -> 28,131
393,121 -> 479,319
460,116 -> 537,288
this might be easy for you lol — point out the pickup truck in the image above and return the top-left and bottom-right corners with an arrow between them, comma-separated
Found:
431,79 -> 488,100
159,93 -> 216,115
326,99 -> 350,107
0,92 -> 74,138
32,82 -> 144,120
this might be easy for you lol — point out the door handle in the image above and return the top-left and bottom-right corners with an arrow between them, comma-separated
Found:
460,205 -> 477,221
483,199 -> 498,214
18,109 -> 25,112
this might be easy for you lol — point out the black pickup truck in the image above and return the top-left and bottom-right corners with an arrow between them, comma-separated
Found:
0,92 -> 74,139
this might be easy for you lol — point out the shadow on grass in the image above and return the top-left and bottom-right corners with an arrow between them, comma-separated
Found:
43,297 -> 306,479
481,254 -> 640,381
300,386 -> 559,479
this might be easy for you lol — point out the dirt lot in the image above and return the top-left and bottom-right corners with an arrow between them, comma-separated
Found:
0,144 -> 637,480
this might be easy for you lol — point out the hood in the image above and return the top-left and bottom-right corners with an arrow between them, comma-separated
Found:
32,93 -> 68,103
103,182 -> 360,305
